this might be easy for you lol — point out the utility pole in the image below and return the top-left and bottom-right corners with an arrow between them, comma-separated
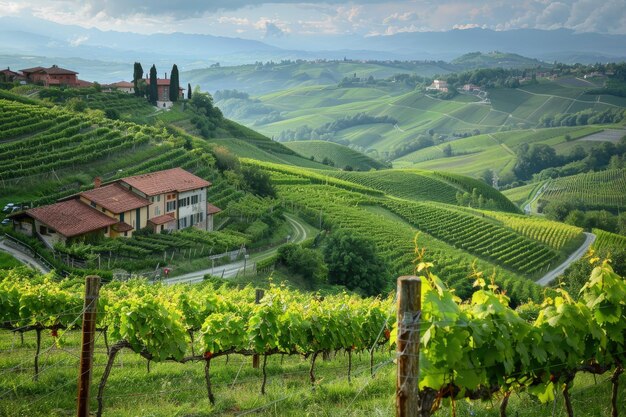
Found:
396,276 -> 421,417
76,275 -> 101,417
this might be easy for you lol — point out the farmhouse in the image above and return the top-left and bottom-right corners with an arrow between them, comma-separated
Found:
145,77 -> 185,108
20,65 -> 79,87
105,81 -> 134,94
427,79 -> 449,92
10,168 -> 220,247
0,67 -> 25,82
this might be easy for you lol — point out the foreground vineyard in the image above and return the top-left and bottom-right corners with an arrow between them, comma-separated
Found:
1,259 -> 626,416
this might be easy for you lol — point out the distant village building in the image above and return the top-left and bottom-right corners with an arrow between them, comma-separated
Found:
462,84 -> 481,92
106,81 -> 134,93
427,79 -> 449,92
0,67 -> 25,83
18,65 -> 92,88
10,168 -> 220,247
145,76 -> 184,109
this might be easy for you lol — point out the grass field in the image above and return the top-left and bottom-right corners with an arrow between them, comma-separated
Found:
0,252 -> 21,269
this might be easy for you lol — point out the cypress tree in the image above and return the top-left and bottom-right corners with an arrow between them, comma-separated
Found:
169,64 -> 180,102
133,62 -> 143,96
187,83 -> 192,100
149,64 -> 158,105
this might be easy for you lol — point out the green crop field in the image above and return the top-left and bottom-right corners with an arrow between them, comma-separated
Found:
592,228 -> 626,251
538,169 -> 626,212
285,140 -> 385,171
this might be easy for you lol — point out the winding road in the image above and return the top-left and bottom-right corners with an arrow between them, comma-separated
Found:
162,214 -> 312,285
0,214 -> 314,285
536,232 -> 596,286
0,238 -> 50,273
524,181 -> 549,214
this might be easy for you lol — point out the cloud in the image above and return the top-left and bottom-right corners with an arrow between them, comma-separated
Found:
2,0 -> 626,37
264,22 -> 285,37
217,16 -> 250,26
452,23 -> 483,30
69,35 -> 89,46
383,12 -> 418,25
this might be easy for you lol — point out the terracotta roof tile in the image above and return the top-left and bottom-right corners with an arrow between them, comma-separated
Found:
80,183 -> 150,214
26,200 -> 117,238
20,66 -> 45,74
44,66 -> 78,75
111,81 -> 134,88
121,168 -> 211,196
206,203 -> 222,215
148,213 -> 177,226
112,222 -> 133,232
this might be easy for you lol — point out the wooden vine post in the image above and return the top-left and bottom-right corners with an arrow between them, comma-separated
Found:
76,275 -> 101,417
252,289 -> 264,369
396,276 -> 421,417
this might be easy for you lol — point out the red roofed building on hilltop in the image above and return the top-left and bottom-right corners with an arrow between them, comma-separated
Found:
19,65 -> 93,88
0,67 -> 26,82
10,168 -> 220,246
145,76 -> 185,108
20,65 -> 79,87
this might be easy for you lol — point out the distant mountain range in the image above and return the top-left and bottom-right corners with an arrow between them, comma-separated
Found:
0,16 -> 625,83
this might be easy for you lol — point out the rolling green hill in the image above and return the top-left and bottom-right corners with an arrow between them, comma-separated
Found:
396,125 -> 608,182
0,86 -> 601,303
537,169 -> 626,213
214,77 -> 626,180
242,159 -> 589,303
184,60 -> 457,95
284,140 -> 385,170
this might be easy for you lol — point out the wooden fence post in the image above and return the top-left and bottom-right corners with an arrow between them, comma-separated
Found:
76,275 -> 101,417
252,289 -> 265,369
396,276 -> 421,417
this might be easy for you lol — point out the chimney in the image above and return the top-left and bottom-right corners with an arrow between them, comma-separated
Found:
94,177 -> 102,189
165,72 -> 167,79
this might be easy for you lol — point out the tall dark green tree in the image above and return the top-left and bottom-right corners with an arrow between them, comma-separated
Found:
169,64 -> 180,102
132,62 -> 143,97
187,83 -> 192,99
149,64 -> 158,105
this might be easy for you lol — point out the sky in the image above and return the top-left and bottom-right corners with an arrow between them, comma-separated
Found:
1,0 -> 625,40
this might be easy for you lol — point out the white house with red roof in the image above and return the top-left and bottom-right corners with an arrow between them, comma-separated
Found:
11,168 -> 220,246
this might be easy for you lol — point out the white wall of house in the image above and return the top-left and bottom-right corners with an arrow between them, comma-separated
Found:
33,219 -> 67,247
177,188 -> 206,230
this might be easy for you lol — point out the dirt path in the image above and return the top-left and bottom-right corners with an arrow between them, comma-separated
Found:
536,232 -> 596,286
524,181 -> 549,214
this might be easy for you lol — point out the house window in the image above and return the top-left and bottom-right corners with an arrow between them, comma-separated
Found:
39,225 -> 47,235
157,195 -> 161,202
166,201 -> 176,212
124,231 -> 128,237
155,206 -> 161,216
180,217 -> 187,228
191,195 -> 199,205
